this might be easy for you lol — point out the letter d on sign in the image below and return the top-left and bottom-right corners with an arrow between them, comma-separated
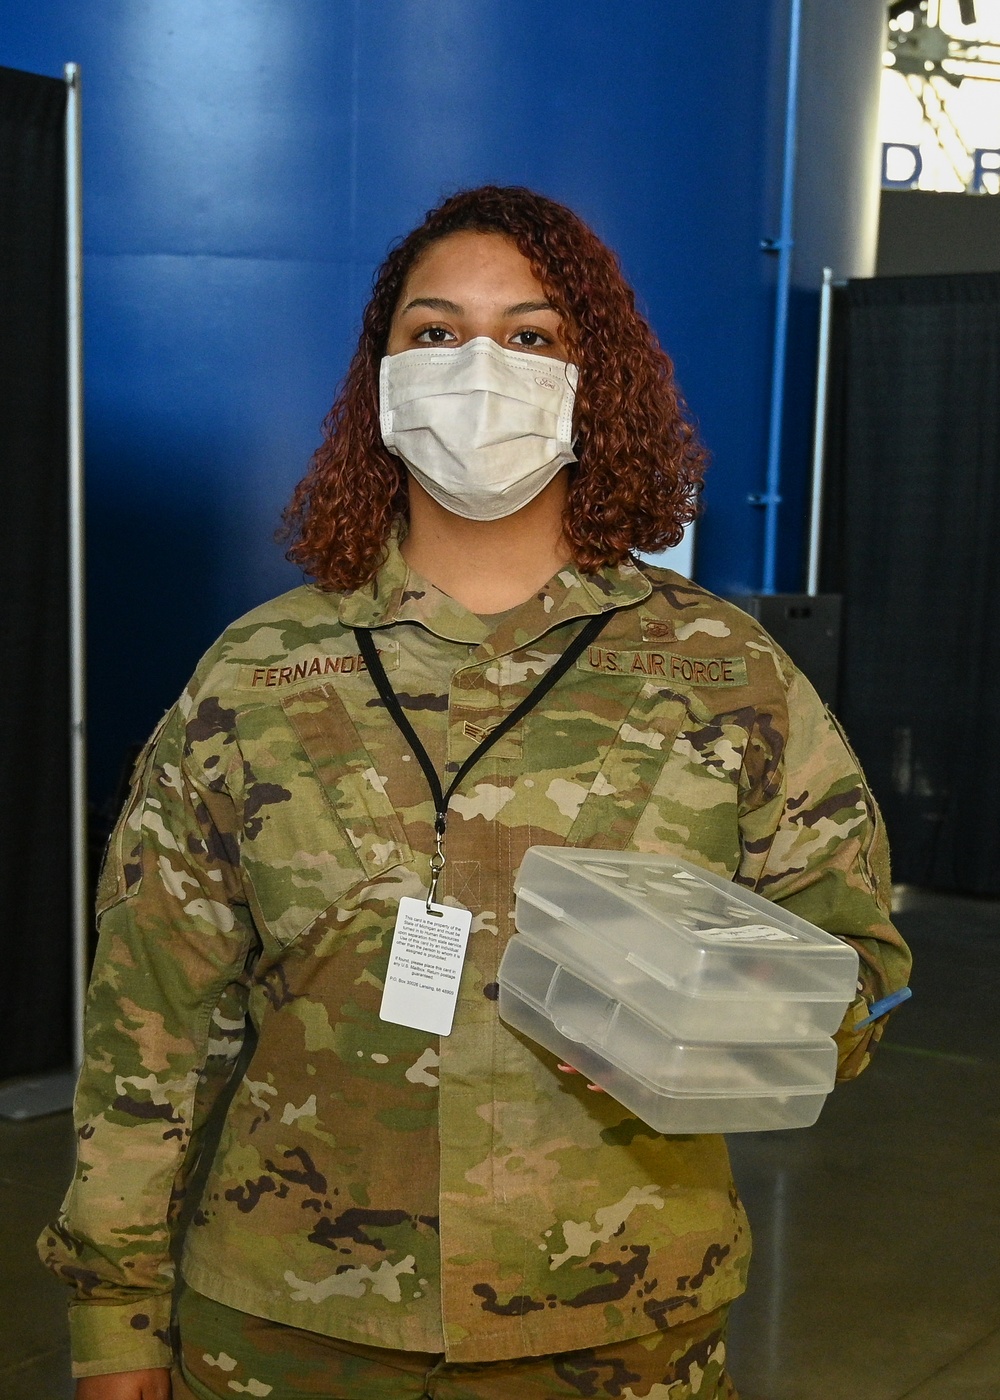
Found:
882,143 -> 922,190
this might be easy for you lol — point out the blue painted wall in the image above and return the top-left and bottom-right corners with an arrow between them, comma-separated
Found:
3,1 -> 884,803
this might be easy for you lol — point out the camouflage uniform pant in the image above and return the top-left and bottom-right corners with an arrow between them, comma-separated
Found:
171,1286 -> 737,1399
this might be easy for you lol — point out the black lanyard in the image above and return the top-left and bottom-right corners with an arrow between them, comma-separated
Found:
354,610 -> 612,906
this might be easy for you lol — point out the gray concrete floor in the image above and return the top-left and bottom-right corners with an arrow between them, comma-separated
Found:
1,887 -> 997,1399
729,886 -> 1000,1400
0,1107 -> 76,1397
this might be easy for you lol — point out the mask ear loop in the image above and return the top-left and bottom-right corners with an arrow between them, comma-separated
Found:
560,361 -> 580,458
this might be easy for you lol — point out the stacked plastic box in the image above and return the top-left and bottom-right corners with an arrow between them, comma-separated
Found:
498,847 -> 859,1133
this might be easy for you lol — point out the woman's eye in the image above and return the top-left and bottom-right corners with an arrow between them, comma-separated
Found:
414,325 -> 456,344
510,329 -> 550,349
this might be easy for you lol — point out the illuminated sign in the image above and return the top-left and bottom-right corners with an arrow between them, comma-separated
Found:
882,142 -> 1000,191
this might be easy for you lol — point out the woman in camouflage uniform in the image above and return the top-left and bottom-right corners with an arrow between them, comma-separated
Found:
43,186 -> 910,1400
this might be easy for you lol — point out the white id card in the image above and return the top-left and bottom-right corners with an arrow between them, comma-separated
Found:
379,896 -> 473,1036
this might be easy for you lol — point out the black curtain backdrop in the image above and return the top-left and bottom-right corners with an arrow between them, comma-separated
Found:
822,272 -> 1000,895
0,67 -> 71,1077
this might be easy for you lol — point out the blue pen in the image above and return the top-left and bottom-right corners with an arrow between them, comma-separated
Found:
856,986 -> 913,1028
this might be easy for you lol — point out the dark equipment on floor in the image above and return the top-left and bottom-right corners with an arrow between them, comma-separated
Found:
730,594 -> 842,710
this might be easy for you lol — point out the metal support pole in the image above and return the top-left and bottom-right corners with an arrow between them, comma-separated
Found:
806,268 -> 834,597
759,0 -> 803,595
66,62 -> 88,1074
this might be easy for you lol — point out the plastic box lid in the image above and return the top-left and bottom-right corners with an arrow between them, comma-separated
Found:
513,846 -> 859,1008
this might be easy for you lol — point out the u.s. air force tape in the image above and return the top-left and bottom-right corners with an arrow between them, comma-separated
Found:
578,646 -> 748,687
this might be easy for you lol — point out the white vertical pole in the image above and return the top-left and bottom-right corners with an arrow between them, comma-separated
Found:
806,268 -> 834,598
65,62 -> 88,1072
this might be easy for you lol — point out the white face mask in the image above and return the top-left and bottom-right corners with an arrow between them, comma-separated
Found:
379,336 -> 579,522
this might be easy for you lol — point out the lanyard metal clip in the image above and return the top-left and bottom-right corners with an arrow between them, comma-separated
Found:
427,811 -> 447,912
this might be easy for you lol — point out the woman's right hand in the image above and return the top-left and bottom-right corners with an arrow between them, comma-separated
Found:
76,1369 -> 171,1399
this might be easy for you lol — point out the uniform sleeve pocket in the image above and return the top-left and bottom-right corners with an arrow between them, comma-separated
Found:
95,708 -> 174,916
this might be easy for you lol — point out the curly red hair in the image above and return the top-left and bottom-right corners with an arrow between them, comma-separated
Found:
283,185 -> 706,588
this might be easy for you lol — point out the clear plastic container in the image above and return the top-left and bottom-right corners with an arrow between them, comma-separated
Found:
498,937 -> 836,1133
512,846 -> 859,1042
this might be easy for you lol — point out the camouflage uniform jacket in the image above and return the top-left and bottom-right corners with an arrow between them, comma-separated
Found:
41,540 -> 911,1379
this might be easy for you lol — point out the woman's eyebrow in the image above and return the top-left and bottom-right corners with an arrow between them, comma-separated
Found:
400,297 -> 463,314
399,297 -> 557,316
505,300 -> 555,315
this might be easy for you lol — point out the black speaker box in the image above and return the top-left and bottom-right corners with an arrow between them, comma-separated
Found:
727,594 -> 842,710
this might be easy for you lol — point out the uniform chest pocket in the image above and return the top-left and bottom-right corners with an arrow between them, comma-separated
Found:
564,685 -> 690,848
519,670 -> 690,850
234,686 -> 414,948
280,684 -> 414,881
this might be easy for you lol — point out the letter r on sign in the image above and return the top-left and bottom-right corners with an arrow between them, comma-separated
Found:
972,149 -> 1000,194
